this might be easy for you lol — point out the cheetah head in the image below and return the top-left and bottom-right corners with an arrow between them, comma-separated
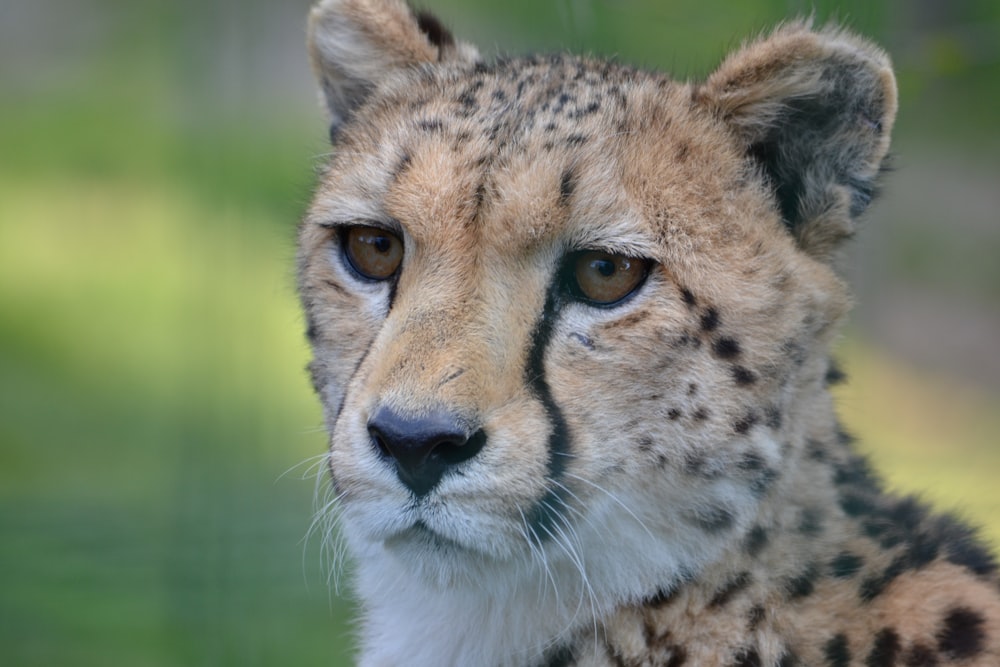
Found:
298,0 -> 896,643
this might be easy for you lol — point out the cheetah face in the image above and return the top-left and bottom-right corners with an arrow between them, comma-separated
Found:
299,0 -> 894,599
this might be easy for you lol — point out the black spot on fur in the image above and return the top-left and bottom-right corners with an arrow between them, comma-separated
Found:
837,427 -> 857,446
680,288 -> 697,307
786,563 -> 820,599
940,518 -> 998,576
552,92 -> 572,114
732,366 -> 757,386
542,642 -> 576,667
414,10 -> 455,51
418,118 -> 444,132
738,451 -> 765,471
565,133 -> 589,146
571,100 -> 601,118
731,648 -> 761,667
823,634 -> 851,667
709,571 -> 753,608
778,652 -> 800,667
806,438 -> 827,461
825,361 -> 847,386
673,333 -> 702,349
733,411 -> 759,435
747,604 -> 766,631
456,80 -> 484,111
559,168 -> 576,205
754,470 -> 779,494
642,620 -> 688,665
903,643 -> 939,666
866,628 -> 900,667
764,406 -> 782,429
305,313 -> 319,343
859,554 -> 909,602
643,584 -> 679,608
675,142 -> 691,163
798,507 -> 824,536
778,651 -> 801,667
693,407 -> 710,421
687,382 -> 698,396
830,551 -> 864,578
689,504 -> 735,533
700,307 -> 720,332
667,647 -> 688,667
745,526 -> 768,557
713,337 -> 742,359
839,491 -> 877,518
937,607 -> 986,660
667,408 -> 682,421
833,455 -> 880,491
683,452 -> 709,476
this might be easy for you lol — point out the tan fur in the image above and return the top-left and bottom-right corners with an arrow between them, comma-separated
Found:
297,2 -> 1000,665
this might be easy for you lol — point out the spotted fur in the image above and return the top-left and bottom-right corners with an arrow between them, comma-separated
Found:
297,1 -> 1000,665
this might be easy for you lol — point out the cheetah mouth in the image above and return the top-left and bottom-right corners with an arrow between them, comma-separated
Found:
386,519 -> 469,553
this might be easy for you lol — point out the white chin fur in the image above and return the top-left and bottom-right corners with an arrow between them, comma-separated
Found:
341,477 -> 749,667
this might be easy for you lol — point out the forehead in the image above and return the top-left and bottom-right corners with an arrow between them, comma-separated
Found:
312,55 -> 754,256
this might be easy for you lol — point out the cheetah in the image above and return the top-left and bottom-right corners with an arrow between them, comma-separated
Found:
296,1 -> 1000,665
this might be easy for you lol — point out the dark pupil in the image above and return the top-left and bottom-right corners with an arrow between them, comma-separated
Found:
372,236 -> 392,253
592,258 -> 616,278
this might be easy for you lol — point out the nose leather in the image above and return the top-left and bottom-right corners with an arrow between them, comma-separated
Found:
367,406 -> 486,496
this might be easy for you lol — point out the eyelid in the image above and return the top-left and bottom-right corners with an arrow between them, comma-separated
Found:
568,240 -> 654,260
319,219 -> 403,235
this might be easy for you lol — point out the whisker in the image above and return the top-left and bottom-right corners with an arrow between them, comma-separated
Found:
563,471 -> 656,542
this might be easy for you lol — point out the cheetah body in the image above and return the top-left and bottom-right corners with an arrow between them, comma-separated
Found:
297,1 -> 1000,665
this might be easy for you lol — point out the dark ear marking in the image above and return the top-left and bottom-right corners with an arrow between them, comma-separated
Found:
414,10 -> 455,53
746,80 -> 888,233
696,23 -> 897,262
307,0 -> 479,136
329,120 -> 343,145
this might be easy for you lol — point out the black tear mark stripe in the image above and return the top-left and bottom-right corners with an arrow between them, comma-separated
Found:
524,286 -> 573,539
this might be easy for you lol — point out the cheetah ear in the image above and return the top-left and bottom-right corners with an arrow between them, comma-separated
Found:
308,0 -> 480,139
695,21 -> 897,261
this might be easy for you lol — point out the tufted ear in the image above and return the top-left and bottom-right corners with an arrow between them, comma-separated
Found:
695,22 -> 897,262
308,0 -> 480,139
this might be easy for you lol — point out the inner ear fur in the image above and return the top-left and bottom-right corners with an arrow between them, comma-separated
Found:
308,0 -> 480,138
695,21 -> 897,261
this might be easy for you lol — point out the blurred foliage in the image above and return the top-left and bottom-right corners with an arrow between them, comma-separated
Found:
1,0 -> 998,665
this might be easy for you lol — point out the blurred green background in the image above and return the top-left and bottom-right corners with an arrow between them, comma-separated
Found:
1,0 -> 998,664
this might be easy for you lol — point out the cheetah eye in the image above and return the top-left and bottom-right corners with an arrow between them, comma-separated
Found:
568,250 -> 651,306
341,225 -> 404,281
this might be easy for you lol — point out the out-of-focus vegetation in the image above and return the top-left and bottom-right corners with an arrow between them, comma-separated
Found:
1,0 -> 997,664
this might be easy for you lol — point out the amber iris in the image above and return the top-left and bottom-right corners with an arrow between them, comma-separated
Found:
572,251 -> 650,305
343,226 -> 404,280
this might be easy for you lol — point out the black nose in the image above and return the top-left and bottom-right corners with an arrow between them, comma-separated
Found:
367,406 -> 486,496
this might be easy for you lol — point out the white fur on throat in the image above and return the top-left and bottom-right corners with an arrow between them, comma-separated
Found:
339,469 -> 759,667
